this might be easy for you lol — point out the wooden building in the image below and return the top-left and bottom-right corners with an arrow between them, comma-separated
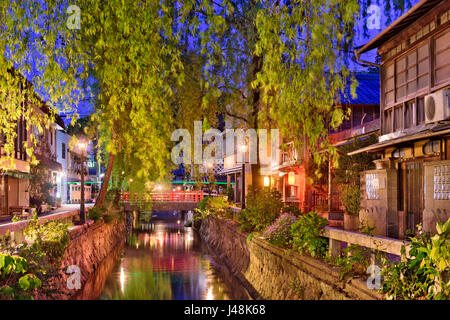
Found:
352,0 -> 450,238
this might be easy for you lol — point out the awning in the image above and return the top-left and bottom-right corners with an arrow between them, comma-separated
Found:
3,171 -> 31,180
218,166 -> 243,175
348,127 -> 450,156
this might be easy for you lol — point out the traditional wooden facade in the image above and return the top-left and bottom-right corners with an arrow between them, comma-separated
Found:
352,0 -> 450,238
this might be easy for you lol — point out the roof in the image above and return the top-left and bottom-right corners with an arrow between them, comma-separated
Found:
348,124 -> 450,155
357,0 -> 444,54
340,73 -> 380,105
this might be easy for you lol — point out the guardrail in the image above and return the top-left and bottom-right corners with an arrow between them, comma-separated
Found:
0,209 -> 81,246
322,226 -> 411,261
120,191 -> 204,202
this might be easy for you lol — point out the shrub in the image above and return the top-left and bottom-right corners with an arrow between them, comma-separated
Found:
264,213 -> 297,247
380,219 -> 450,300
0,253 -> 42,300
341,184 -> 360,215
237,187 -> 283,232
24,215 -> 70,264
330,244 -> 372,280
87,206 -> 106,223
206,196 -> 229,216
282,204 -> 302,217
291,211 -> 328,258
194,196 -> 229,221
226,187 -> 234,202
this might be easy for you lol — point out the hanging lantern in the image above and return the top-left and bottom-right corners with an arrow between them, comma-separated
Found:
288,172 -> 295,185
263,176 -> 270,187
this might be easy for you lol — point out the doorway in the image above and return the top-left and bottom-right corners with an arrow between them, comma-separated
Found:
405,161 -> 424,232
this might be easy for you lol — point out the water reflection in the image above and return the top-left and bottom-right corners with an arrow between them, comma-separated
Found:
94,212 -> 249,300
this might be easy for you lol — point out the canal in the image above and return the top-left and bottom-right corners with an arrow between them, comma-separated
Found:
79,211 -> 250,300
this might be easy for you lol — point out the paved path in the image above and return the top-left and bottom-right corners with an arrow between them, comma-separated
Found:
0,204 -> 94,225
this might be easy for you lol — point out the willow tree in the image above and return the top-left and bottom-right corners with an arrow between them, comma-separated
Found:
78,0 -> 184,207
1,1 -> 184,208
174,0 -> 413,188
0,1 -> 86,169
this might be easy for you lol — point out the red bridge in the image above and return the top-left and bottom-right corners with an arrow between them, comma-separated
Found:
120,191 -> 203,202
121,191 -> 204,211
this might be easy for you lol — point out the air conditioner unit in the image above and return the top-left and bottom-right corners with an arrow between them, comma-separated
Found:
425,88 -> 450,123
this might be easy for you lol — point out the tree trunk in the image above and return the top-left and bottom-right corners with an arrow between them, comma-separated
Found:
95,152 -> 115,209
249,52 -> 264,192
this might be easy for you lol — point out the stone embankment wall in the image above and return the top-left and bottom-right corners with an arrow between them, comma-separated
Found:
45,217 -> 126,300
198,216 -> 383,300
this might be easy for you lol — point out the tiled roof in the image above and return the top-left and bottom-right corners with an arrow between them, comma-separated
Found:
340,73 -> 380,105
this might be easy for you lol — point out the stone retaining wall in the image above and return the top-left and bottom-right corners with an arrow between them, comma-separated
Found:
44,217 -> 126,299
198,216 -> 383,300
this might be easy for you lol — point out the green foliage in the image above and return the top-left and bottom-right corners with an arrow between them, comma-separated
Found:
194,196 -> 231,221
237,188 -> 283,232
87,207 -> 106,223
0,253 -> 42,300
290,211 -> 328,258
264,213 -> 298,247
334,135 -> 378,185
11,215 -> 24,223
380,220 -> 450,300
226,187 -> 235,202
246,233 -> 254,244
341,184 -> 360,215
281,204 -> 303,217
24,214 -> 70,264
330,244 -> 371,280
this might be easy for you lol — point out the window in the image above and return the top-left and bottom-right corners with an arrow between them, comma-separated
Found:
417,44 -> 429,90
384,109 -> 392,134
404,100 -> 414,129
396,56 -> 407,100
366,173 -> 380,200
423,140 -> 441,154
417,97 -> 425,124
383,62 -> 395,105
392,148 -> 406,158
394,105 -> 403,131
62,143 -> 66,159
434,30 -> 450,86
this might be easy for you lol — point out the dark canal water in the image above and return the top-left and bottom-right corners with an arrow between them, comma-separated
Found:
78,211 -> 249,300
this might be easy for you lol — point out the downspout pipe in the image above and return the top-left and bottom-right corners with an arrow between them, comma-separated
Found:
353,48 -> 381,68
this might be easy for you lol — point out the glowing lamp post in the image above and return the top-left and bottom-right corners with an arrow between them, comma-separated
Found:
263,176 -> 270,187
239,144 -> 248,209
77,140 -> 88,224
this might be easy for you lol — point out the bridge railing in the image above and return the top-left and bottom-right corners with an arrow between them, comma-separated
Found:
121,190 -> 204,202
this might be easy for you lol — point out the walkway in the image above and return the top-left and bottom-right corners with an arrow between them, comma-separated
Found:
0,204 -> 94,225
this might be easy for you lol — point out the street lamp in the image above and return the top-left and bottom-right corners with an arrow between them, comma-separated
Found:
206,161 -> 214,196
77,140 -> 88,224
239,144 -> 248,209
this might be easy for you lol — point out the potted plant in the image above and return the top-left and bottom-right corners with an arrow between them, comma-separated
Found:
341,184 -> 360,231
